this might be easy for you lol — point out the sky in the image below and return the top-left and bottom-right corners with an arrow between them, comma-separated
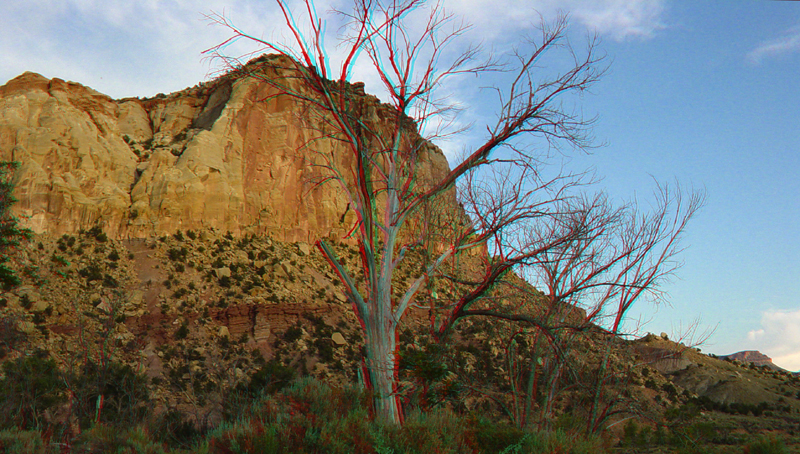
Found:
1,1 -> 798,369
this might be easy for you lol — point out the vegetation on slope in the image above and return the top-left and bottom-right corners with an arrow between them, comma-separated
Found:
1,228 -> 799,452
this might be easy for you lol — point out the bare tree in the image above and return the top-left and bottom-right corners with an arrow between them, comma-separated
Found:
439,185 -> 703,429
206,0 -> 700,425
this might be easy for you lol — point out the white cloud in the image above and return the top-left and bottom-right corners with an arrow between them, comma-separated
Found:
0,0 -> 294,97
745,308 -> 800,371
570,0 -> 666,42
448,0 -> 666,43
0,0 -> 656,160
1,0 -> 666,99
746,24 -> 800,65
747,328 -> 764,341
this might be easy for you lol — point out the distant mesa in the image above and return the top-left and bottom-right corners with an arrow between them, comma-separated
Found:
720,350 -> 793,374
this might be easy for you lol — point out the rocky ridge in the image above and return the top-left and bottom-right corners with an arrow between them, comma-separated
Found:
720,350 -> 788,372
0,54 -> 454,242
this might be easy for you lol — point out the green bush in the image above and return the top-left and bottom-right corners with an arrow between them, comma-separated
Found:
0,351 -> 65,429
72,425 -> 168,454
167,247 -> 188,262
0,428 -> 46,454
0,314 -> 25,358
78,264 -> 104,282
205,420 -> 281,454
175,322 -> 190,339
282,323 -> 303,343
0,375 -> 619,454
214,378 -> 607,454
102,273 -> 119,288
150,408 -> 204,449
511,429 -> 605,454
242,360 -> 296,395
746,436 -> 788,454
0,161 -> 33,290
68,360 -> 151,429
85,225 -> 108,243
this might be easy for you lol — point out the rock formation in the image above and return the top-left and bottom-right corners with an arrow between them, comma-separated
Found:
0,55 -> 454,242
721,350 -> 786,372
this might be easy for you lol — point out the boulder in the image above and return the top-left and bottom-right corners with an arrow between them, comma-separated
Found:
331,332 -> 347,346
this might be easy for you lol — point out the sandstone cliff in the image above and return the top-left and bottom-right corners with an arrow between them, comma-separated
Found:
0,55 -> 453,242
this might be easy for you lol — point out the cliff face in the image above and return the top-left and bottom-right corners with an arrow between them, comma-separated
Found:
0,55 -> 453,242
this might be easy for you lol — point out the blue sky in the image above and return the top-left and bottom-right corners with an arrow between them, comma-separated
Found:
1,1 -> 798,369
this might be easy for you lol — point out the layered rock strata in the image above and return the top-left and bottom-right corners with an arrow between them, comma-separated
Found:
0,55 -> 454,242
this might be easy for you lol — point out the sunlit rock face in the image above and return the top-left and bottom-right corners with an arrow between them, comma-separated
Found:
0,55 -> 456,242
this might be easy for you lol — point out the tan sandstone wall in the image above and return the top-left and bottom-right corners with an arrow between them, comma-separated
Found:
0,55 -> 456,243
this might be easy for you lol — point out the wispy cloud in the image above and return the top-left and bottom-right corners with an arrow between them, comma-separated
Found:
448,0 -> 667,42
1,0 -> 667,98
746,308 -> 800,371
746,24 -> 800,65
0,0 -> 290,97
570,0 -> 666,42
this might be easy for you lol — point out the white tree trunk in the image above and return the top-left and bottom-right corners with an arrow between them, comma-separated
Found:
364,310 -> 400,424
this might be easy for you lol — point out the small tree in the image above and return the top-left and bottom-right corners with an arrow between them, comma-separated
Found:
0,351 -> 65,429
473,188 -> 704,430
0,161 -> 31,290
207,0 -> 702,424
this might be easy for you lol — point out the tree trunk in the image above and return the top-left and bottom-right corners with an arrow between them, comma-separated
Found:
587,342 -> 612,434
364,311 -> 401,424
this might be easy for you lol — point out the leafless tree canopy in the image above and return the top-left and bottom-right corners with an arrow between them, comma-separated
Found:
206,0 -> 704,425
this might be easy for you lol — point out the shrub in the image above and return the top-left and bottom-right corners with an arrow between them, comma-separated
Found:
206,420 -> 282,454
0,428 -> 46,454
150,408 -> 204,449
0,162 -> 33,290
473,418 -> 525,452
50,253 -> 69,266
175,322 -> 190,340
0,352 -> 65,429
60,360 -> 150,429
282,323 -> 303,343
86,225 -> 108,242
243,360 -> 296,395
0,314 -> 25,359
72,424 -> 169,454
746,436 -> 788,454
79,264 -> 104,282
19,294 -> 32,309
102,273 -> 119,288
510,429 -> 605,454
167,247 -> 188,262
